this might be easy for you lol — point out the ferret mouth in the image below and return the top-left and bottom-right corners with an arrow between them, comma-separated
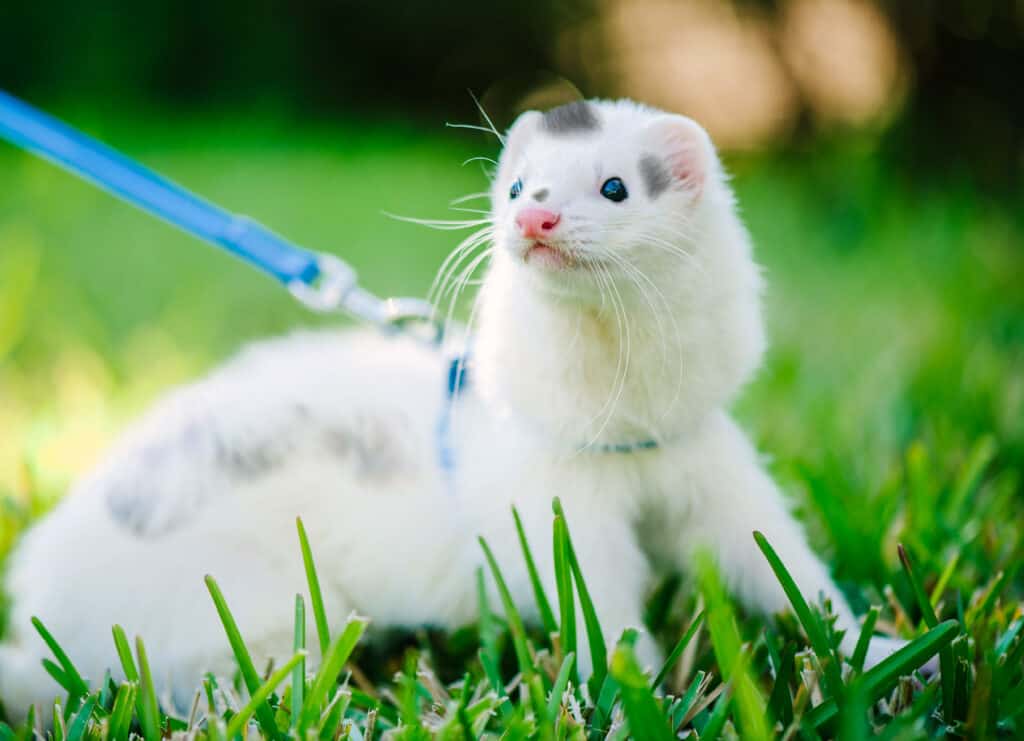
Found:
524,241 -> 576,269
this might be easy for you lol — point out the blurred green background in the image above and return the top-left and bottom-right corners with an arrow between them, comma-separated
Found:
1,0 -> 1022,597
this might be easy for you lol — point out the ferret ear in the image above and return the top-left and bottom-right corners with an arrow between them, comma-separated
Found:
642,115 -> 714,199
499,110 -> 542,172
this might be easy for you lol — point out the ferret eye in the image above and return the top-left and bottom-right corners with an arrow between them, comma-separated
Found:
600,177 -> 628,202
509,178 -> 523,200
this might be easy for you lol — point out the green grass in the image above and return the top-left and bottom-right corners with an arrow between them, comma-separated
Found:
0,109 -> 1022,737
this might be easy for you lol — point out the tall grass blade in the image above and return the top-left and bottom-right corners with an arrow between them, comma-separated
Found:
204,575 -> 279,736
898,543 -> 957,723
30,617 -> 89,699
40,660 -> 70,694
478,536 -> 533,676
753,531 -> 845,702
947,435 -> 996,519
292,594 -> 306,730
552,498 -> 608,694
296,517 -> 331,657
110,625 -> 139,682
512,506 -> 557,636
108,682 -> 136,741
697,552 -> 770,741
552,513 -> 577,671
134,637 -> 162,741
850,607 -> 879,673
652,611 -> 704,689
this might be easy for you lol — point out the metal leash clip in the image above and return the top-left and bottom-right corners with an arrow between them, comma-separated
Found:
289,252 -> 443,345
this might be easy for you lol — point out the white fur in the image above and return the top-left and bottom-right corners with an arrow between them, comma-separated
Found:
0,100 -> 900,718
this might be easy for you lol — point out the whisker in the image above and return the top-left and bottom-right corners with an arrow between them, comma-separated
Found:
468,90 -> 506,145
450,191 -> 491,205
462,155 -> 498,167
428,227 -> 493,307
445,122 -> 503,138
383,212 -> 491,231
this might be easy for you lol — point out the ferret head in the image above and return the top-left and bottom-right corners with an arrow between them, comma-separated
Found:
491,99 -> 731,299
477,99 -> 766,444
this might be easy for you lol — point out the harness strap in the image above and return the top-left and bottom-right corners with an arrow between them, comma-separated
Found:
436,354 -> 659,485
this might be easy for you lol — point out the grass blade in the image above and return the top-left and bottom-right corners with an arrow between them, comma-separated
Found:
565,535 -> 606,696
897,544 -> 940,628
753,531 -> 845,702
699,686 -> 731,741
930,552 -> 960,609
63,697 -> 94,741
30,617 -> 89,699
898,543 -> 957,723
546,652 -> 574,721
226,651 -> 305,738
300,616 -> 368,730
204,575 -> 279,737
947,435 -> 996,519
134,637 -> 162,741
608,642 -> 674,741
479,536 -> 534,676
806,620 -> 959,730
552,513 -> 577,672
512,506 -> 558,636
110,625 -> 139,682
697,552 -> 770,741
40,660 -> 70,694
296,517 -> 331,656
652,610 -> 704,689
108,682 -> 136,741
292,594 -> 306,730
552,498 -> 608,694
850,607 -> 879,673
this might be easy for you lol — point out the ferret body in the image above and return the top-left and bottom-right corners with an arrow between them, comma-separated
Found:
0,99 -> 897,717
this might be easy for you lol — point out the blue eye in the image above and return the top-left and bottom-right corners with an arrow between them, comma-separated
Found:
600,177 -> 628,202
509,178 -> 523,200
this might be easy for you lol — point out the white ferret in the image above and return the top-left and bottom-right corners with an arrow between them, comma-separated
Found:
0,99 -> 902,716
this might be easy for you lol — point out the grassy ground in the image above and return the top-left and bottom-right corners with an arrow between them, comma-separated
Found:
0,110 -> 1022,737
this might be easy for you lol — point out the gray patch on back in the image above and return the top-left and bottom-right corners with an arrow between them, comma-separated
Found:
106,406 -> 410,538
639,154 -> 673,199
541,101 -> 600,135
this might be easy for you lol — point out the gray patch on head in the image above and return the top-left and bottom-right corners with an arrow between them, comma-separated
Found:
531,187 -> 549,202
639,154 -> 673,199
541,101 -> 600,135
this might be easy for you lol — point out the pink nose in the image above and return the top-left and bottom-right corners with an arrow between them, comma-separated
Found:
515,207 -> 561,239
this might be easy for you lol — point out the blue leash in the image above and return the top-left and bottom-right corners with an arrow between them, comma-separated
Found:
0,90 -> 439,341
0,91 -> 657,465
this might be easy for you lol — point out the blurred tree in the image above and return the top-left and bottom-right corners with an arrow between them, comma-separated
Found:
0,0 -> 595,118
882,0 -> 1024,191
